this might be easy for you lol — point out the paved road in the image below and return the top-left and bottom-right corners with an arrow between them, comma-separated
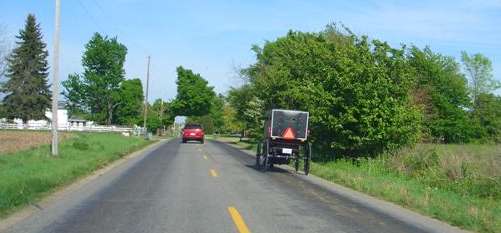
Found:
4,139 -> 430,233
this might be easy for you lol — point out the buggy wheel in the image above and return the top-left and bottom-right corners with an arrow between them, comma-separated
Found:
304,143 -> 312,175
261,155 -> 268,171
294,157 -> 300,173
255,141 -> 262,169
261,140 -> 269,172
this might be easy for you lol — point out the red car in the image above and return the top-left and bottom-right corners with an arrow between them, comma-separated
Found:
182,124 -> 205,143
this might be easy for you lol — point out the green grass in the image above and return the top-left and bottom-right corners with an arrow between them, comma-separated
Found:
214,136 -> 501,233
0,132 -> 154,217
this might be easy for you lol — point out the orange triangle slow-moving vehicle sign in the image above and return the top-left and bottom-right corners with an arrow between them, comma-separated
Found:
282,127 -> 295,139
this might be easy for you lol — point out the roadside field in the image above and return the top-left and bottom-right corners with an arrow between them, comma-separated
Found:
213,136 -> 501,233
0,132 -> 154,217
0,130 -> 72,155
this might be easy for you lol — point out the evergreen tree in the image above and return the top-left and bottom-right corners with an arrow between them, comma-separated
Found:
1,14 -> 51,122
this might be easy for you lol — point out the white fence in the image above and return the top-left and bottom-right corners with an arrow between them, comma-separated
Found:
0,122 -> 139,134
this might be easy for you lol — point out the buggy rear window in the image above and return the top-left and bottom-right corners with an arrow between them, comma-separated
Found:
271,110 -> 308,139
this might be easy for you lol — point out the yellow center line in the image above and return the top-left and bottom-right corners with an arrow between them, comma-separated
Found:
203,155 -> 208,160
228,206 -> 251,233
210,169 -> 218,177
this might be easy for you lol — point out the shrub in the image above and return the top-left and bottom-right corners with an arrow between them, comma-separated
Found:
73,141 -> 90,151
244,26 -> 421,157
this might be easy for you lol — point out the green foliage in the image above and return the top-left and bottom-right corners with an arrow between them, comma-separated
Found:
115,78 -> 144,126
186,115 -> 214,133
144,99 -> 172,133
227,84 -> 264,138
461,51 -> 500,106
0,103 -> 5,118
62,33 -> 127,124
63,74 -> 88,118
244,27 -> 421,155
408,47 -> 478,143
210,94 -> 225,132
229,24 -> 500,148
186,94 -> 225,134
72,140 -> 90,151
222,104 -> 244,134
389,145 -> 501,199
0,133 -> 152,217
311,154 -> 500,233
170,66 -> 215,117
473,93 -> 501,142
1,14 -> 51,122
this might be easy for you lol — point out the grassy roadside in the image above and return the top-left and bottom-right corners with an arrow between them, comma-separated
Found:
212,136 -> 501,233
0,132 -> 154,217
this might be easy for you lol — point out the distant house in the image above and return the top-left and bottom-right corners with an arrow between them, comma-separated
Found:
68,117 -> 90,127
44,101 -> 69,128
1,101 -> 69,129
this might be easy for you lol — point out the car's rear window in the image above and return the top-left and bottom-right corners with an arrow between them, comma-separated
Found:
184,124 -> 202,129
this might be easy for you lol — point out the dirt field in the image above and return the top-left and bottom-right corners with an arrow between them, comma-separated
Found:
0,130 -> 71,155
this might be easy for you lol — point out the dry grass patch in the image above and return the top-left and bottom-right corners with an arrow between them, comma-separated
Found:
0,130 -> 71,155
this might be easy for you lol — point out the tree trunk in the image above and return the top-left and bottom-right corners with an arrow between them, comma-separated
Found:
107,102 -> 113,125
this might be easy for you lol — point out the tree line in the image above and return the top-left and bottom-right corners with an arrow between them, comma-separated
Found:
0,14 -> 222,134
1,15 -> 499,154
223,24 -> 500,157
0,14 -> 170,133
156,24 -> 501,155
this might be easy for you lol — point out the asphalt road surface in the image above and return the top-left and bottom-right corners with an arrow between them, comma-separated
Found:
4,139 -> 432,233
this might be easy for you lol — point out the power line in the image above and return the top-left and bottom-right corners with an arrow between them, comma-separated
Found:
76,0 -> 150,55
143,56 -> 151,138
75,0 -> 106,34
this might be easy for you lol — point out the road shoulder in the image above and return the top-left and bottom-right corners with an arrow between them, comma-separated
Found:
212,138 -> 472,233
0,139 -> 168,232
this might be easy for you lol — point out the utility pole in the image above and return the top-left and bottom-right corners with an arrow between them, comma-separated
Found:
160,100 -> 164,136
51,0 -> 61,156
143,56 -> 150,139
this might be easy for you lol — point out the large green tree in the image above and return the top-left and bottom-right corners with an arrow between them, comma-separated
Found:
145,99 -> 172,133
461,51 -> 500,107
187,94 -> 225,134
1,14 -> 51,122
408,47 -> 477,143
62,33 -> 127,124
114,78 -> 143,125
170,66 -> 215,117
244,26 -> 421,156
227,84 -> 264,138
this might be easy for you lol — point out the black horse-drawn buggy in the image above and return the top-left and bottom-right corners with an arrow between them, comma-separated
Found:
255,109 -> 312,175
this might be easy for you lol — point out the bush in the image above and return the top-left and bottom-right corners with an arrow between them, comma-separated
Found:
388,144 -> 500,199
73,141 -> 90,151
245,26 -> 421,156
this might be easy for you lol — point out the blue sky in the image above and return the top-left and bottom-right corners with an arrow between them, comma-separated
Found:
1,0 -> 500,101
